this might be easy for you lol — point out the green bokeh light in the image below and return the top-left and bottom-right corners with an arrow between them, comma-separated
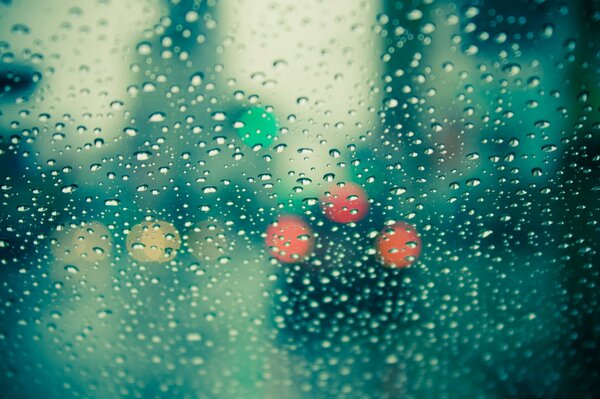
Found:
236,107 -> 279,148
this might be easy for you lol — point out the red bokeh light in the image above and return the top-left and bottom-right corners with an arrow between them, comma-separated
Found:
376,221 -> 421,268
321,182 -> 369,223
265,215 -> 314,263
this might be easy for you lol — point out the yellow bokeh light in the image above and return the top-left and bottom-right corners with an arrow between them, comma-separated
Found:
126,220 -> 181,263
186,219 -> 232,263
51,221 -> 113,263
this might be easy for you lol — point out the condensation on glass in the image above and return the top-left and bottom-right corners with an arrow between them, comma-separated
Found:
0,0 -> 598,398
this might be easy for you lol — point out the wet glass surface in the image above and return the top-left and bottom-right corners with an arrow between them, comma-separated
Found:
0,0 -> 599,398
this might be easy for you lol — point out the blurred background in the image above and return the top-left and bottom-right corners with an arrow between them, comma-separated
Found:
0,0 -> 599,398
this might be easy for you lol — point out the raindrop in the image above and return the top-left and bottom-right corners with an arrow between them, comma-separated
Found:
149,112 -> 166,122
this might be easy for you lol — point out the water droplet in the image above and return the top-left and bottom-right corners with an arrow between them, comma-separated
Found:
149,112 -> 166,122
135,151 -> 152,161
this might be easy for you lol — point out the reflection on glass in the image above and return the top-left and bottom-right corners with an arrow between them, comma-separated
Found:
0,0 -> 598,398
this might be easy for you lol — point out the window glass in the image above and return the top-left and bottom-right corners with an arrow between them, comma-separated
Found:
0,0 -> 598,397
